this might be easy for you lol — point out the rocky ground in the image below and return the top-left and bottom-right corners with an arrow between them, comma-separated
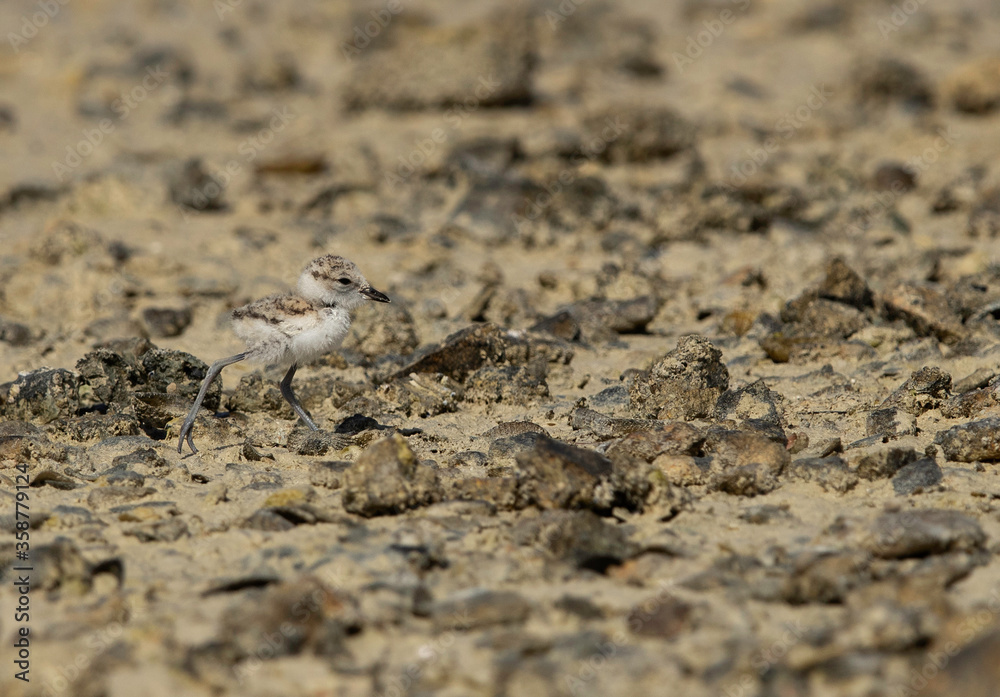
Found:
4,0 -> 1000,695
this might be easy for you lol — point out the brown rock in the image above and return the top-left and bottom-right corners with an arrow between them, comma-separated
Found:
342,434 -> 440,516
629,335 -> 729,420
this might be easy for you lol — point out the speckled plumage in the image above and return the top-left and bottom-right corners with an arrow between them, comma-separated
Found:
178,255 -> 390,455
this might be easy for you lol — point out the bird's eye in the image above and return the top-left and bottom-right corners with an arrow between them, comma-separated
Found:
337,277 -> 351,285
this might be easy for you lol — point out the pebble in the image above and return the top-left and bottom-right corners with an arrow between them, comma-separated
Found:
342,434 -> 440,516
863,509 -> 986,559
515,435 -> 613,510
934,417 -> 1000,461
431,588 -> 531,631
4,368 -> 82,424
629,335 -> 730,420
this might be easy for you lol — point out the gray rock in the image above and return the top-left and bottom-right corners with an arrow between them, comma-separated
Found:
515,435 -> 613,510
343,7 -> 533,111
604,422 -> 703,461
788,456 -> 859,493
851,56 -> 934,109
566,296 -> 661,342
878,367 -> 952,415
342,301 -> 419,360
626,596 -> 695,639
342,434 -> 440,516
863,509 -> 986,558
629,335 -> 730,420
309,461 -> 350,490
0,317 -> 40,346
169,158 -> 227,212
935,417 -> 1000,461
5,368 -> 82,424
464,363 -> 549,405
850,445 -> 920,480
431,588 -> 531,631
866,406 -> 917,438
892,458 -> 943,495
715,379 -> 783,429
86,486 -> 156,509
521,510 -> 636,571
882,282 -> 963,344
140,307 -> 192,338
584,104 -> 695,163
817,258 -> 875,310
444,477 -> 518,510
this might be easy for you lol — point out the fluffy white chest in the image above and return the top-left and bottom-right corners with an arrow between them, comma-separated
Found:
289,306 -> 351,364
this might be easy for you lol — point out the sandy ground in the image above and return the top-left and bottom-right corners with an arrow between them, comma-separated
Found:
4,1 -> 1000,696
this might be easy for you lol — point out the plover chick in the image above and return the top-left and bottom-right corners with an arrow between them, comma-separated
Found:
177,254 -> 390,455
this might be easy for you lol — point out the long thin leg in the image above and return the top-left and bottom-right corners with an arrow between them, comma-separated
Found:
178,353 -> 247,455
280,363 -> 319,431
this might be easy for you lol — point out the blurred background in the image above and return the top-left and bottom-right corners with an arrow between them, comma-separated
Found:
1,0 -> 1000,372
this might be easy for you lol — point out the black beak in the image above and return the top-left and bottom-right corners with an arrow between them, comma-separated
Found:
361,286 -> 391,303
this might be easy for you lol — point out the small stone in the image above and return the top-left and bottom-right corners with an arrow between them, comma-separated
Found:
882,282 -> 963,344
851,57 -> 934,109
866,407 -> 917,438
342,434 -> 440,516
124,517 -> 189,543
139,307 -> 192,338
584,105 -> 695,163
343,7 -> 533,111
892,458 -> 943,495
445,477 -> 518,510
871,163 -> 917,194
946,56 -> 1000,114
169,158 -> 227,211
342,302 -> 419,360
715,379 -> 783,429
605,423 -> 703,461
0,317 -> 39,346
629,335 -> 730,420
850,445 -> 920,480
653,454 -> 708,486
464,363 -> 549,405
863,509 -> 986,559
788,456 -> 858,493
627,596 -> 694,639
523,510 -> 636,571
309,461 -> 349,489
86,486 -> 156,509
515,435 -> 613,510
431,588 -> 531,631
878,367 -> 952,415
5,368 -> 82,424
935,417 -> 1000,462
